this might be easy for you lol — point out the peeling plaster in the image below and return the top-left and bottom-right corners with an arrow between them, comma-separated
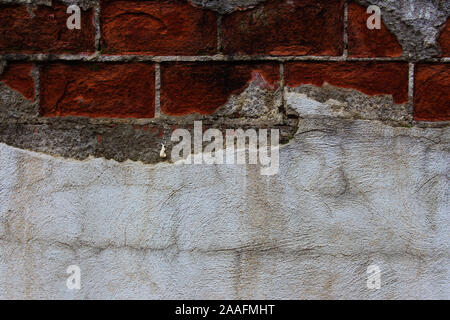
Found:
0,114 -> 448,298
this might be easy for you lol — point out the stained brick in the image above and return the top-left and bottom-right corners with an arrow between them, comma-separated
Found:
222,0 -> 345,56
40,63 -> 155,118
0,63 -> 35,100
101,0 -> 217,55
414,64 -> 450,121
348,2 -> 402,57
160,62 -> 280,115
438,18 -> 450,57
0,2 -> 95,54
285,62 -> 409,104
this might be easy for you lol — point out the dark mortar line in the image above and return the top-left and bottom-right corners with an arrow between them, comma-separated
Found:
408,62 -> 415,105
217,15 -> 223,53
94,0 -> 101,52
343,0 -> 349,59
154,63 -> 161,118
280,63 -> 286,115
31,63 -> 40,110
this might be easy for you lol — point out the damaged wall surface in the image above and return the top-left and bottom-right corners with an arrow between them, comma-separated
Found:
0,0 -> 449,299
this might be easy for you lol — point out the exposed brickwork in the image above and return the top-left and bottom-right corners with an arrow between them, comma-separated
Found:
161,62 -> 280,115
0,0 -> 448,129
40,63 -> 155,118
0,63 -> 35,100
438,18 -> 450,57
414,64 -> 450,121
222,0 -> 345,56
101,0 -> 217,55
348,2 -> 402,57
285,62 -> 409,104
0,2 -> 95,54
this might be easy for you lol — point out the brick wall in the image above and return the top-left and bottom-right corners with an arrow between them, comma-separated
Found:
0,0 -> 449,121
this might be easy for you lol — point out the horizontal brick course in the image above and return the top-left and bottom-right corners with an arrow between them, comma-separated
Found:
101,0 -> 217,55
0,2 -> 95,54
414,64 -> 450,121
221,0 -> 345,56
160,62 -> 280,115
348,2 -> 402,58
285,62 -> 409,104
40,63 -> 155,118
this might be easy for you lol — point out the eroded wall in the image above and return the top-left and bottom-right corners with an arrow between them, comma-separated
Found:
0,0 -> 449,299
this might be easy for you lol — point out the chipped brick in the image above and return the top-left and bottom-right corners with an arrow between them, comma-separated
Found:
348,2 -> 402,57
285,62 -> 409,104
0,63 -> 35,100
414,63 -> 450,121
160,62 -> 280,115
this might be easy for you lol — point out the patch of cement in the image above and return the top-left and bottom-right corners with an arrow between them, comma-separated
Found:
286,83 -> 412,124
215,80 -> 284,121
189,0 -> 267,14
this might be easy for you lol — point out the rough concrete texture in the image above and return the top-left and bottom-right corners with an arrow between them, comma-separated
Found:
285,84 -> 412,124
0,111 -> 448,299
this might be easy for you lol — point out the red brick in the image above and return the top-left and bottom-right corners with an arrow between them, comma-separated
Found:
161,62 -> 280,115
285,62 -> 409,104
348,2 -> 402,57
222,0 -> 344,56
0,63 -> 35,100
101,0 -> 217,55
0,3 -> 95,54
438,18 -> 450,57
40,63 -> 155,118
414,64 -> 450,121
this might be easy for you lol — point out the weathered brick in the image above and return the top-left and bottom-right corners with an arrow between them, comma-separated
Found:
0,63 -> 35,100
40,63 -> 155,118
414,64 -> 450,121
160,62 -> 280,115
101,0 -> 217,55
285,62 -> 409,104
222,0 -> 344,56
438,18 -> 450,57
0,2 -> 95,54
348,2 -> 402,57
